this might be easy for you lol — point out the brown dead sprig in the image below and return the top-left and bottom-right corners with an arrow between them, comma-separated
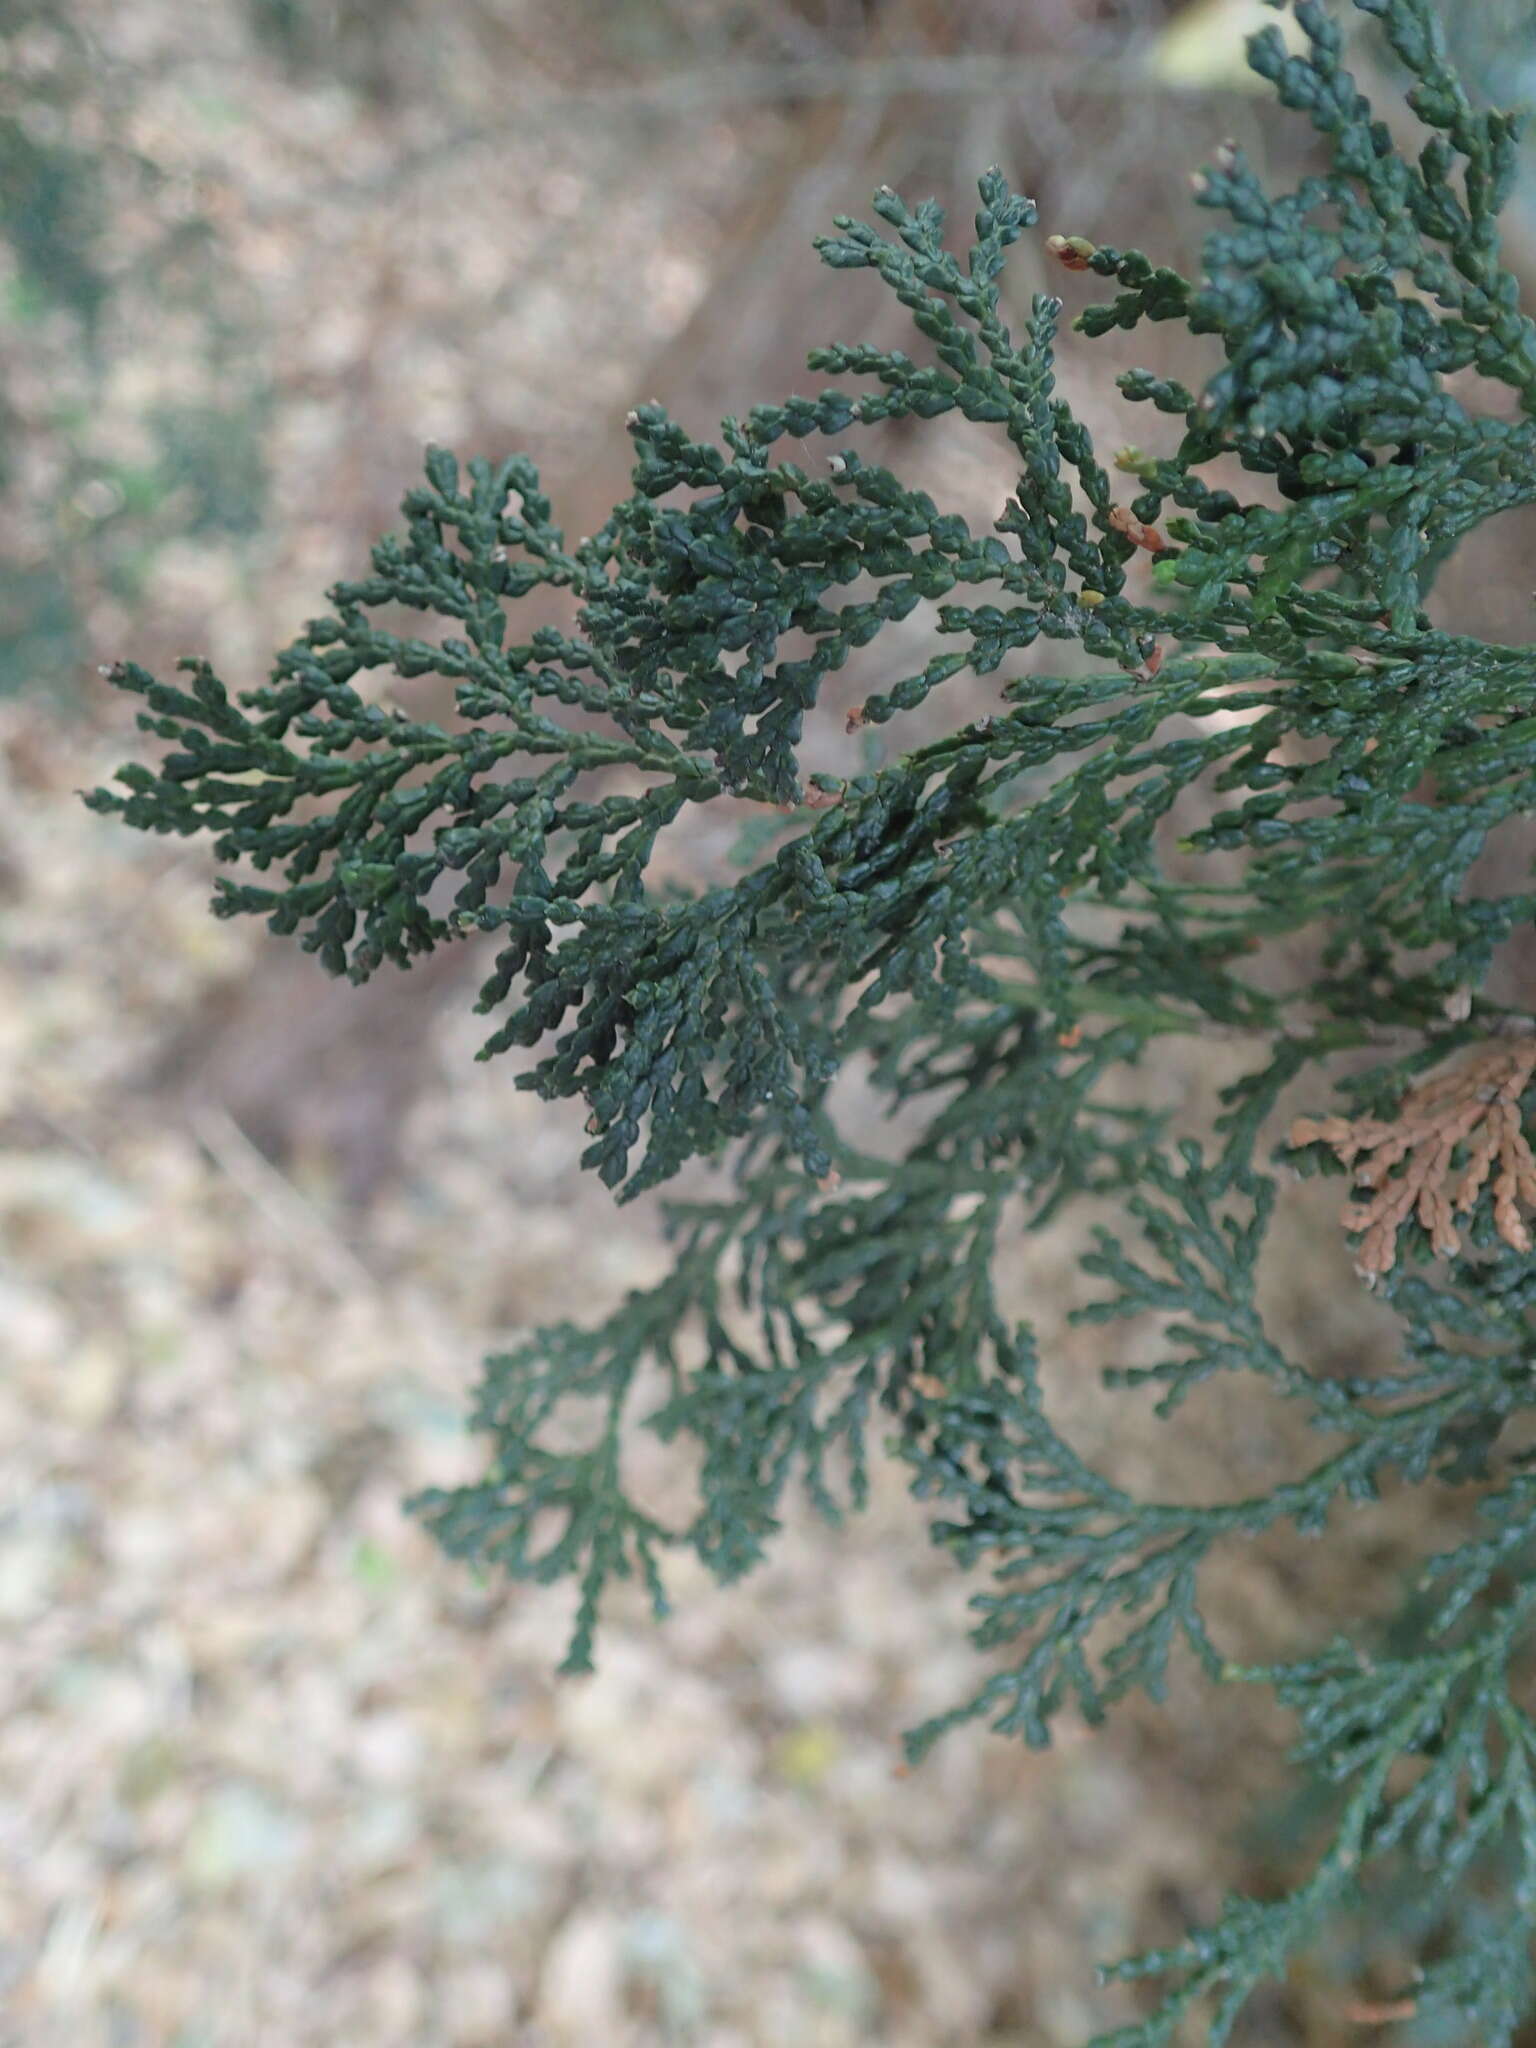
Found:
1289,1034 -> 1536,1279
1108,503 -> 1167,554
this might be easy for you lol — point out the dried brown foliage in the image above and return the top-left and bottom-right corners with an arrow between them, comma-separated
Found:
1290,1035 -> 1536,1277
1107,502 -> 1167,553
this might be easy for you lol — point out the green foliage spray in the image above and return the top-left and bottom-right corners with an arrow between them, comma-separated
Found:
90,2 -> 1536,2034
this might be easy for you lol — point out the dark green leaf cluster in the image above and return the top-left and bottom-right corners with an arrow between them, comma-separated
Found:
89,1 -> 1536,2037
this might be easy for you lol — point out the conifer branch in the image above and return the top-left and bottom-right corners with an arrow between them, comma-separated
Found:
89,1 -> 1536,2037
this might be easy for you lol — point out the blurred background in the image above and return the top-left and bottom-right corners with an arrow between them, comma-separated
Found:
6,1 -> 1536,2042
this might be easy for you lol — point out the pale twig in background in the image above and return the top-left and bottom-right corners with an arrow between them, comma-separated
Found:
188,1102 -> 378,1297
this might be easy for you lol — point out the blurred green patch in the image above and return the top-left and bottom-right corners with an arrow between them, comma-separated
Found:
3,270 -> 56,328
0,562 -> 83,698
0,108 -> 109,336
0,0 -> 270,699
148,402 -> 269,539
118,1733 -> 184,1808
0,396 -> 270,694
183,1782 -> 306,1887
773,1720 -> 841,1790
349,1537 -> 401,1594
244,0 -> 417,104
